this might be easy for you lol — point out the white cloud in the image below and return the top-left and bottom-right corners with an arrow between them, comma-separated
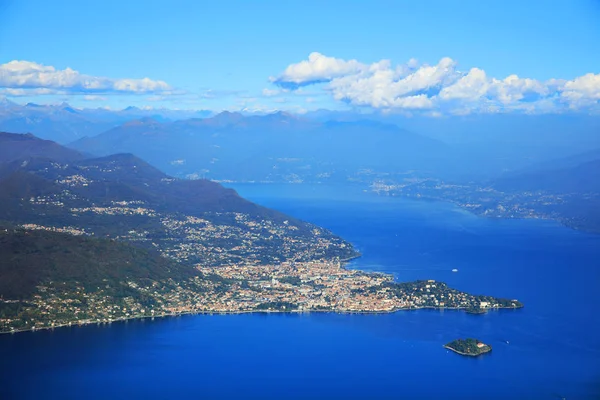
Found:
271,53 -> 600,114
438,68 -> 489,101
271,52 -> 366,87
560,73 -> 600,108
328,57 -> 457,109
0,60 -> 172,94
489,75 -> 549,104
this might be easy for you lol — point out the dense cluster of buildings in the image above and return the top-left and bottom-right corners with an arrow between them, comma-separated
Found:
0,255 -> 521,333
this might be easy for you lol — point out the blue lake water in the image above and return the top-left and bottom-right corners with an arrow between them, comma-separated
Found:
1,184 -> 599,399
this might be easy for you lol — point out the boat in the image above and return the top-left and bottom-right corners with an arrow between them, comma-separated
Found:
452,268 -> 458,272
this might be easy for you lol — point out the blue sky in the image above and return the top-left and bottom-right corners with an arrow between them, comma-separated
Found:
1,0 -> 599,114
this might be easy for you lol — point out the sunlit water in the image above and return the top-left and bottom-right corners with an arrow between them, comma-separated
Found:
1,184 -> 599,399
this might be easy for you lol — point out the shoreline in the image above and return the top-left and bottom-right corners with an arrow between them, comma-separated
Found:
340,253 -> 362,263
1,235 -> 522,336
443,344 -> 491,357
1,304 -> 522,336
1,253 -> 523,336
385,192 -> 599,236
228,181 -> 598,235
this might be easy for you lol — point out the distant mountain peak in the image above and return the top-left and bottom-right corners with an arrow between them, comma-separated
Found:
244,110 -> 310,127
202,111 -> 245,127
271,110 -> 293,117
218,110 -> 242,116
123,117 -> 162,127
58,102 -> 79,114
265,111 -> 298,121
214,110 -> 244,120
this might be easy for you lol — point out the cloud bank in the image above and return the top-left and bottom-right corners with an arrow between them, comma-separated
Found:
0,60 -> 172,96
272,52 -> 600,114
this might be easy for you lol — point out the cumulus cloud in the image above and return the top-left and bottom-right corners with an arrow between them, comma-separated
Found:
271,53 -> 600,114
490,75 -> 549,104
438,68 -> 489,101
271,52 -> 366,88
560,73 -> 600,108
0,60 -> 172,95
328,57 -> 457,109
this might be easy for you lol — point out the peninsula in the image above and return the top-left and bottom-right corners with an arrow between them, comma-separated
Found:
0,227 -> 524,334
0,132 -> 524,334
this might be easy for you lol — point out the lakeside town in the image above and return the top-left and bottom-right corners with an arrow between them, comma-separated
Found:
0,256 -> 523,334
369,178 -> 598,231
0,164 -> 522,334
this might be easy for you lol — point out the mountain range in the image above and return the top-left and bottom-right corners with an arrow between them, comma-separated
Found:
2,99 -> 599,234
0,99 -> 212,144
4,99 -> 599,183
71,111 -> 454,182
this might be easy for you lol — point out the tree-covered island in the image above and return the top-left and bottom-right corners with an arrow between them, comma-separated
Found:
445,338 -> 492,356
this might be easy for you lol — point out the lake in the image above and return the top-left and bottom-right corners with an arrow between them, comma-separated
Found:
1,184 -> 599,399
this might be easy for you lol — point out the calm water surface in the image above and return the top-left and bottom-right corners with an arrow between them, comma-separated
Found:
1,184 -> 599,400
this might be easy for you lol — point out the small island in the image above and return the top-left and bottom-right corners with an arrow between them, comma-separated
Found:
445,338 -> 492,356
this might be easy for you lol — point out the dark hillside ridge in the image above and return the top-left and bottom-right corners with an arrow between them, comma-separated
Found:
0,131 -> 85,163
0,131 -> 358,267
0,227 -> 197,299
0,152 -> 301,224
